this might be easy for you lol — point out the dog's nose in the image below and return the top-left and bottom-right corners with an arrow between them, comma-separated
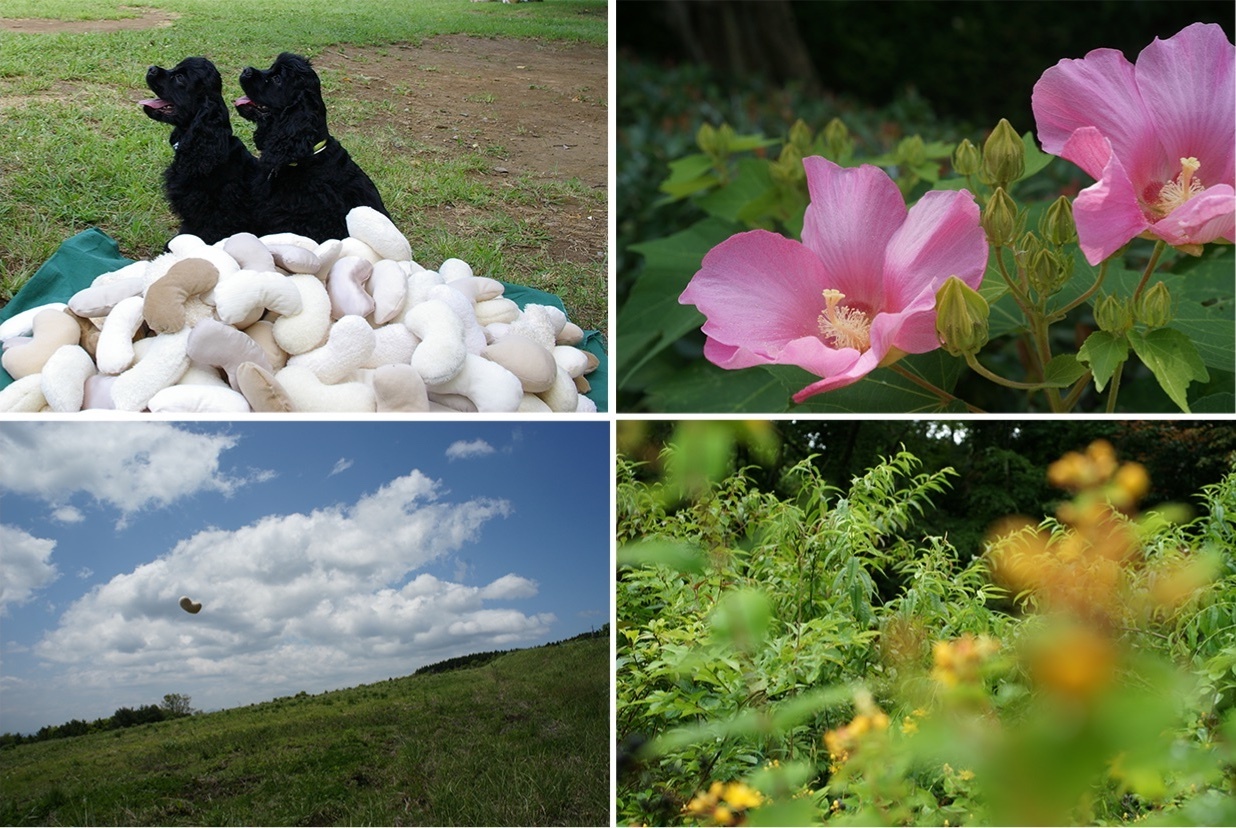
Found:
240,67 -> 256,82
147,66 -> 161,80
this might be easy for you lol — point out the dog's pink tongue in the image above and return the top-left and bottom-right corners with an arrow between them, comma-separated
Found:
235,95 -> 252,106
140,98 -> 169,109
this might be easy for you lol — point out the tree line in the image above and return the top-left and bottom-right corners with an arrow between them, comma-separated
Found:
0,694 -> 195,749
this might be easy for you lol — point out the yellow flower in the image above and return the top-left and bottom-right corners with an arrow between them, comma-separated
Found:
721,782 -> 764,811
900,716 -> 919,735
959,769 -> 975,781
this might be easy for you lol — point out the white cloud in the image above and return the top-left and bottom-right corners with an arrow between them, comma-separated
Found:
328,458 -> 354,477
77,568 -> 94,580
51,506 -> 85,524
0,525 -> 59,614
445,439 -> 495,461
0,423 -> 270,525
32,471 -> 550,708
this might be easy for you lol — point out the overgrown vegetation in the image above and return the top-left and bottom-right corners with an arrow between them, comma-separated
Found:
0,636 -> 608,826
617,423 -> 1236,826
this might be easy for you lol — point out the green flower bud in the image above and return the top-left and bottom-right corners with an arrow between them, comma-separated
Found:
697,122 -> 717,155
982,118 -> 1025,187
773,143 -> 805,186
953,138 -> 981,177
897,135 -> 926,168
1028,248 -> 1068,297
1094,294 -> 1134,334
1135,282 -> 1173,329
823,117 -> 853,161
1040,196 -> 1077,246
936,276 -> 990,357
788,119 -> 814,155
982,187 -> 1018,247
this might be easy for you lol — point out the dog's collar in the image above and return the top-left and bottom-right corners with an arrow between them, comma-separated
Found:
287,139 -> 328,167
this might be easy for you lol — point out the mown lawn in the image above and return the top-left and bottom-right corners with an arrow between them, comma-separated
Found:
0,0 -> 607,331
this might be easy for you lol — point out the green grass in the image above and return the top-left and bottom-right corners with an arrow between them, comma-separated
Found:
0,636 -> 609,826
0,0 -> 607,330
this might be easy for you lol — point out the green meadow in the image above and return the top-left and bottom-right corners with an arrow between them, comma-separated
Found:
0,0 -> 607,330
0,635 -> 609,826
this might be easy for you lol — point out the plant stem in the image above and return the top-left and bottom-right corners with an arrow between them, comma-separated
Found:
889,363 -> 984,413
1132,240 -> 1168,302
963,353 -> 1061,392
1105,361 -> 1125,414
1056,258 -> 1110,318
1061,371 -> 1093,411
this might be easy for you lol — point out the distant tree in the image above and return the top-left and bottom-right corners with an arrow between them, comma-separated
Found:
160,693 -> 195,718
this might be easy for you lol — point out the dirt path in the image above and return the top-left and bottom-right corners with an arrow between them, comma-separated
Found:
314,35 -> 607,266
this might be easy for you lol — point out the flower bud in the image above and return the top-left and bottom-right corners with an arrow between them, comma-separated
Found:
1135,281 -> 1173,329
982,118 -> 1025,186
1040,196 -> 1077,246
1094,294 -> 1134,334
1028,248 -> 1069,297
897,135 -> 926,168
696,122 -> 718,155
788,119 -> 814,155
823,117 -> 852,161
953,138 -> 981,177
982,187 -> 1017,247
936,276 -> 990,356
773,143 -> 805,186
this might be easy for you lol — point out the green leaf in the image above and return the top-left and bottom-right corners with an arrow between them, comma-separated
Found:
1102,248 -> 1233,374
1127,327 -> 1210,413
616,540 -> 707,574
747,798 -> 818,828
644,358 -> 796,412
1016,130 -> 1054,182
1042,353 -> 1087,387
618,217 -> 739,385
710,589 -> 773,654
657,153 -> 720,200
1076,330 -> 1129,392
695,157 -> 776,223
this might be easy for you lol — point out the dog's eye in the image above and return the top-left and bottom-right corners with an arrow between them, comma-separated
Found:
272,74 -> 282,86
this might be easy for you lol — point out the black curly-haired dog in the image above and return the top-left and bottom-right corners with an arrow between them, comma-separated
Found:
235,52 -> 389,241
141,56 -> 258,243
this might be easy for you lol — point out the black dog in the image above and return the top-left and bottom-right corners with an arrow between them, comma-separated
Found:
141,57 -> 258,243
235,52 -> 389,241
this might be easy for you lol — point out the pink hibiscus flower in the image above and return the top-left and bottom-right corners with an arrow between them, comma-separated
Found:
679,157 -> 986,402
1032,22 -> 1235,265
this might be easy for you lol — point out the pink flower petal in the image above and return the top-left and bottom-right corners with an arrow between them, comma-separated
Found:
800,158 -> 905,310
881,189 -> 985,310
887,283 -> 951,355
682,230 -> 830,355
1150,184 -> 1236,247
1073,147 -> 1152,265
1135,22 -> 1236,188
791,317 -> 900,401
1032,47 -> 1162,184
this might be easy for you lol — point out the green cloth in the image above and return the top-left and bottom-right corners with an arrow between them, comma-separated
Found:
0,229 -> 607,411
0,228 -> 135,390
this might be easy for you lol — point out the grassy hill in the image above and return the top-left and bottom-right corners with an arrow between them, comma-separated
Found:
0,636 -> 609,826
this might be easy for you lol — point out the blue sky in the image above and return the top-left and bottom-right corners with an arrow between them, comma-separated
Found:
0,421 -> 610,735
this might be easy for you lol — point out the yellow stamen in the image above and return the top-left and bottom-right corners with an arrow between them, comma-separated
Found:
817,289 -> 871,351
1154,157 -> 1205,216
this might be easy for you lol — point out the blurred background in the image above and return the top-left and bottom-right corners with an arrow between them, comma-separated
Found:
616,0 -> 1234,409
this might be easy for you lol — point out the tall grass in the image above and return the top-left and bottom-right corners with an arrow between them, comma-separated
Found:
0,636 -> 609,826
0,0 -> 607,329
